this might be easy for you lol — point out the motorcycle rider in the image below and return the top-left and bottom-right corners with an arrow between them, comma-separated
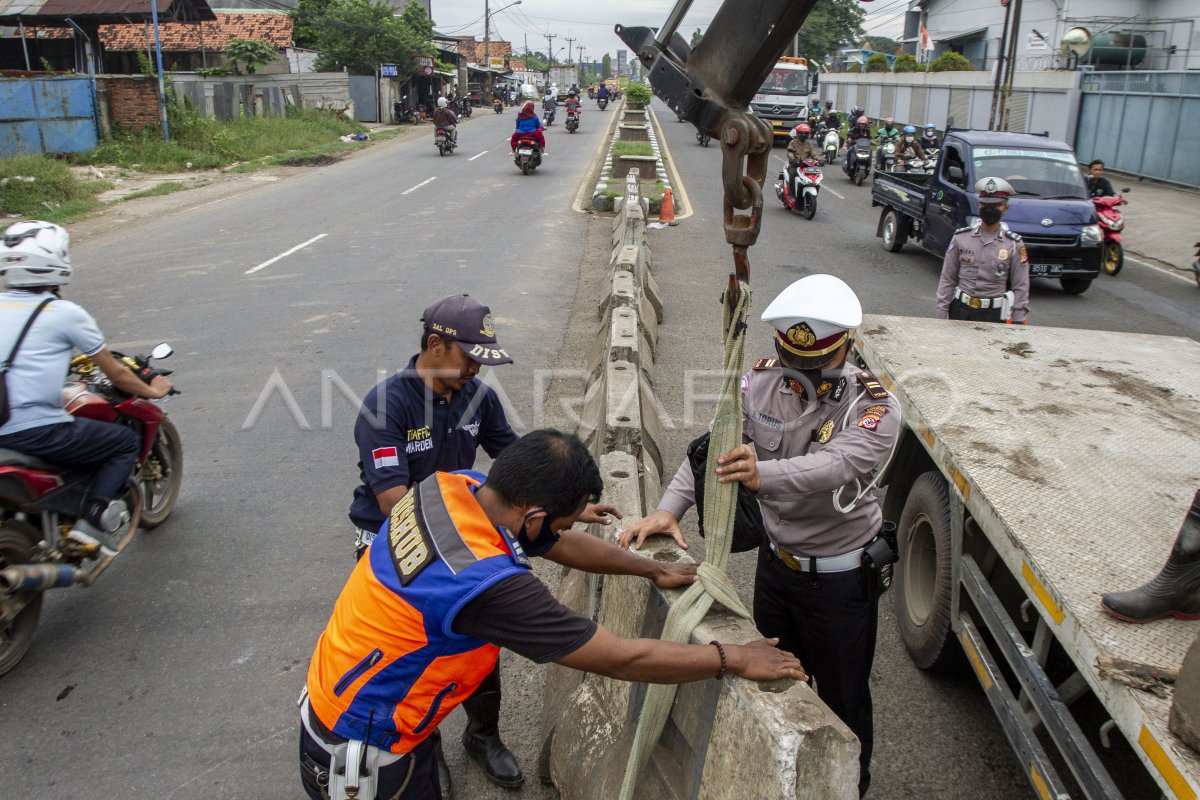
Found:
785,123 -> 820,197
893,125 -> 927,168
0,221 -> 173,551
1086,160 -> 1116,198
874,117 -> 902,169
844,115 -> 872,173
597,82 -> 609,105
511,100 -> 546,155
919,123 -> 939,151
563,90 -> 582,119
541,89 -> 556,125
432,97 -> 458,145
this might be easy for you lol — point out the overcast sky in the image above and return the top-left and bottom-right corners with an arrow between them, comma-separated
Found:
427,1 -> 905,63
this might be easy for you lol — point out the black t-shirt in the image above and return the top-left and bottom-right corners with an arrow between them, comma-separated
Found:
1088,175 -> 1116,197
452,573 -> 597,663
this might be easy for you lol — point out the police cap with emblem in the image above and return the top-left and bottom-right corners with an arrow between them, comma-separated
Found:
974,176 -> 1015,204
761,274 -> 863,362
421,294 -> 514,365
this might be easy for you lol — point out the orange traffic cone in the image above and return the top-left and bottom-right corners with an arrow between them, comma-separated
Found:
659,187 -> 676,223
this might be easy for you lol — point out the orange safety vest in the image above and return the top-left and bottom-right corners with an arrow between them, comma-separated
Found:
306,471 -> 531,753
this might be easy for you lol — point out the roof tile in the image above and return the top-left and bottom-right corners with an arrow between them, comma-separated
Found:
98,11 -> 292,51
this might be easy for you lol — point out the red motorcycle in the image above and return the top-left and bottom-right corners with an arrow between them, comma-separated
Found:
1093,192 -> 1128,276
0,344 -> 181,675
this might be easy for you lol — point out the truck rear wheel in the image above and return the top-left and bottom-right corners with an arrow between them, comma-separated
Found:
881,209 -> 906,252
1060,277 -> 1092,294
896,471 -> 959,671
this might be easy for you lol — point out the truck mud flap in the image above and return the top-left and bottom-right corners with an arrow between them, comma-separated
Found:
959,555 -> 1124,800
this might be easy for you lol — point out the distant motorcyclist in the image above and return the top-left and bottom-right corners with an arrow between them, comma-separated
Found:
845,115 -> 872,171
597,82 -> 609,103
542,90 -> 556,124
564,91 -> 581,114
0,221 -> 173,551
874,117 -> 902,169
432,96 -> 458,144
894,125 -> 927,166
919,124 -> 939,151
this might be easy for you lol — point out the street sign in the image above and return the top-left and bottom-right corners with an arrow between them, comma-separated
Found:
380,63 -> 398,77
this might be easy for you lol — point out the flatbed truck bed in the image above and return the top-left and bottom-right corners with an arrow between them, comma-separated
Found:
855,316 -> 1200,799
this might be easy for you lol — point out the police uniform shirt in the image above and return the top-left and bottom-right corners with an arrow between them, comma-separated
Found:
935,223 -> 1031,322
348,356 -> 517,531
658,361 -> 900,557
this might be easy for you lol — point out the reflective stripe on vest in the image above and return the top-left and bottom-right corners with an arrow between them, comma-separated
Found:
306,472 -> 531,753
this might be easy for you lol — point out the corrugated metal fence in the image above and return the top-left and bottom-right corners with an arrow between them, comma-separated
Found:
0,76 -> 98,157
1075,71 -> 1200,188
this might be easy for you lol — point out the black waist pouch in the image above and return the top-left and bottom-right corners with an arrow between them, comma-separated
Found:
862,521 -> 899,595
687,432 -> 767,554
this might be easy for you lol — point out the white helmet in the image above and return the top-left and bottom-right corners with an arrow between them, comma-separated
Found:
437,96 -> 448,108
0,221 -> 72,289
762,274 -> 862,359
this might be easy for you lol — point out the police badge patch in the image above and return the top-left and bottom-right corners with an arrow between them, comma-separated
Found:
857,404 -> 889,431
816,420 -> 835,444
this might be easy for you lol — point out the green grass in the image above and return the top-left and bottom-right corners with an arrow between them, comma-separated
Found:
121,182 -> 191,201
0,155 -> 106,223
611,141 -> 654,158
75,107 -> 370,172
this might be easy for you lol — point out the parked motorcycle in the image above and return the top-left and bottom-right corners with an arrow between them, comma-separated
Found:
1093,191 -> 1129,276
435,127 -> 456,156
493,98 -> 503,114
844,138 -> 872,186
457,97 -> 473,118
0,344 -> 181,676
565,108 -> 580,133
393,96 -> 418,126
598,97 -> 609,111
776,158 -> 823,220
514,137 -> 542,175
822,129 -> 840,165
697,128 -> 711,147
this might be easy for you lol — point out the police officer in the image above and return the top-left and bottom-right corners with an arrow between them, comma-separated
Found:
935,177 -> 1031,324
348,295 -> 618,796
303,431 -> 806,800
619,275 -> 901,798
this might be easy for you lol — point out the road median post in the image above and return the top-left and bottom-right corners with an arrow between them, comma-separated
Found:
540,171 -> 858,799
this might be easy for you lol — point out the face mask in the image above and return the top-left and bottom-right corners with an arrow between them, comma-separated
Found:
979,206 -> 1004,225
516,513 -> 559,556
905,136 -> 914,143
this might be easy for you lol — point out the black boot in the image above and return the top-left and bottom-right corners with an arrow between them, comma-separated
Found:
461,690 -> 523,788
1103,491 -> 1200,623
431,729 -> 453,800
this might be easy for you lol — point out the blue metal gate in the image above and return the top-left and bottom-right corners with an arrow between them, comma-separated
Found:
0,77 -> 98,158
1075,71 -> 1200,188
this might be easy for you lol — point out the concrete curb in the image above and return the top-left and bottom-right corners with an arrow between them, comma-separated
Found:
540,172 -> 858,799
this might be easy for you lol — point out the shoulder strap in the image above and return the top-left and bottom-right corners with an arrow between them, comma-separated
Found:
2,297 -> 54,371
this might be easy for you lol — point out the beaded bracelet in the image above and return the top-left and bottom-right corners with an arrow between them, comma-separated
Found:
710,640 -> 727,680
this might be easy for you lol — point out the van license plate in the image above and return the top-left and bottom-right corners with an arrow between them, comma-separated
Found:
1031,264 -> 1063,277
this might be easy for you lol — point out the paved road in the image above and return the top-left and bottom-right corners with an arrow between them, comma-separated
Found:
641,96 -> 1196,799
0,104 -> 615,799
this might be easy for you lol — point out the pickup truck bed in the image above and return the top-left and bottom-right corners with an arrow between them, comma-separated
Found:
872,171 -> 931,220
857,316 -> 1200,797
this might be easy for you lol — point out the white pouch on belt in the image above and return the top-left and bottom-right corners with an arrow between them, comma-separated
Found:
1000,291 -> 1015,322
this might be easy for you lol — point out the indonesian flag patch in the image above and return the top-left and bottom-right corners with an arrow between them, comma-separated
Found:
372,447 -> 400,468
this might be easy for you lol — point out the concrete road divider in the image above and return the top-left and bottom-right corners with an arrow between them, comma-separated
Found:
542,170 -> 859,799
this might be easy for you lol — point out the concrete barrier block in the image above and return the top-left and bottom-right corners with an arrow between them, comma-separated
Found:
612,244 -> 639,272
578,376 -> 605,459
599,270 -> 639,319
609,307 -> 639,366
642,265 -> 664,324
604,357 -> 641,456
639,449 -> 662,520
637,370 -> 665,479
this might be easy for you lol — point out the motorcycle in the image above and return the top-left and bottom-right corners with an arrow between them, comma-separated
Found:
822,129 -> 840,165
776,158 -> 823,220
565,108 -> 580,133
896,157 -> 935,175
598,97 -> 608,111
844,137 -> 872,186
542,104 -> 556,127
0,344 -> 181,676
456,97 -> 473,118
697,128 -> 711,147
493,98 -> 503,114
514,137 -> 542,175
392,97 -> 418,126
878,141 -> 898,173
1093,192 -> 1129,276
588,87 -> 596,100
435,127 -> 456,156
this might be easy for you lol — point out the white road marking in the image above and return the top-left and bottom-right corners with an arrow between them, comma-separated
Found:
244,233 -> 327,275
468,151 -> 489,161
401,176 -> 437,195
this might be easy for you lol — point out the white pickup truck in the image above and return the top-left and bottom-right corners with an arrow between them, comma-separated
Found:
855,316 -> 1200,799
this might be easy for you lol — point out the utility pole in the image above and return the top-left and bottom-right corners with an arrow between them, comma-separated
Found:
565,36 -> 576,65
484,0 -> 491,101
999,0 -> 1024,130
544,32 -> 556,64
578,46 -> 587,79
989,0 -> 1013,129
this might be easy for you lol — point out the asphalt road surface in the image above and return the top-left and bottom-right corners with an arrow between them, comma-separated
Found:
0,93 -> 1194,800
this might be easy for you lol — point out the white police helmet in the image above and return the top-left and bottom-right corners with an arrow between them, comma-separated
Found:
761,274 -> 862,359
974,176 -> 1015,203
0,220 -> 72,289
